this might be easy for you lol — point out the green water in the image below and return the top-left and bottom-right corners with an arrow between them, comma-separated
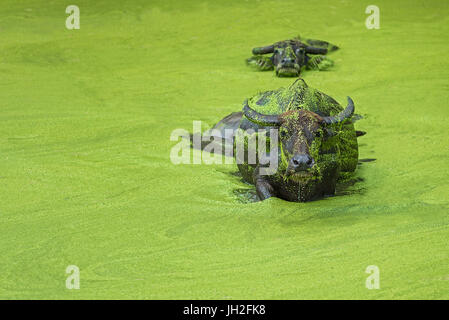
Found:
1,0 -> 448,299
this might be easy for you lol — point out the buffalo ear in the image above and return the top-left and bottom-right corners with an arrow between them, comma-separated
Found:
246,55 -> 274,71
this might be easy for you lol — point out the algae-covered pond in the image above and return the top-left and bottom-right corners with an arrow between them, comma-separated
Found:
1,0 -> 448,299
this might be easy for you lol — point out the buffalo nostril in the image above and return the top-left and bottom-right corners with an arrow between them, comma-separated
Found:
290,155 -> 314,171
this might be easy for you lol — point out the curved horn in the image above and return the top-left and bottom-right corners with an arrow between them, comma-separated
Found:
322,97 -> 355,125
252,45 -> 275,55
243,101 -> 281,127
305,46 -> 328,55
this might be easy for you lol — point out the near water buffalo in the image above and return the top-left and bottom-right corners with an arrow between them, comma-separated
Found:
194,79 -> 365,202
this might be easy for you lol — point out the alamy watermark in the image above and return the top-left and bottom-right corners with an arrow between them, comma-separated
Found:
66,5 -> 80,30
66,265 -> 80,289
365,265 -> 380,289
365,5 -> 380,29
170,121 -> 279,175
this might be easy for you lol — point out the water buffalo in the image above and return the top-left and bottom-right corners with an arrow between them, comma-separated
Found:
240,96 -> 356,201
194,79 -> 363,202
246,36 -> 339,77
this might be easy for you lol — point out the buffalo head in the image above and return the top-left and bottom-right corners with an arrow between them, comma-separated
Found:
243,97 -> 354,179
252,40 -> 328,77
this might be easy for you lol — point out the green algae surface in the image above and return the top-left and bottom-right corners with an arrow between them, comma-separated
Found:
1,0 -> 449,299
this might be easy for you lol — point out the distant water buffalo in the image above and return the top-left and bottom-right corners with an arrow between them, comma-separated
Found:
246,36 -> 339,77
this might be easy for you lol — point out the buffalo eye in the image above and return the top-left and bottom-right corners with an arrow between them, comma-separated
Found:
279,129 -> 288,139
